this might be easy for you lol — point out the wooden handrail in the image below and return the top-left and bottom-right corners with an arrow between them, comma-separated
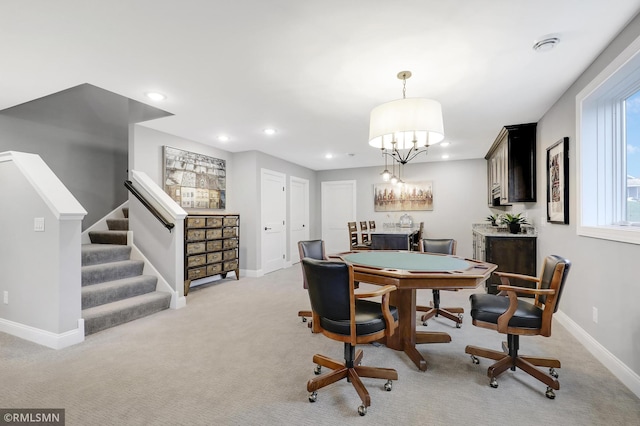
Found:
124,180 -> 175,232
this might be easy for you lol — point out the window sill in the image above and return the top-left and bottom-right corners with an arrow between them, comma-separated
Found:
577,225 -> 640,245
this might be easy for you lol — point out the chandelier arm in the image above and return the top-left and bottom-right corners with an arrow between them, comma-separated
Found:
384,146 -> 429,165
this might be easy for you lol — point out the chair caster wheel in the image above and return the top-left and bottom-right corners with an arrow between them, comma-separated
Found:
384,380 -> 392,391
422,320 -> 428,326
307,321 -> 313,329
490,377 -> 498,388
545,387 -> 556,399
456,322 -> 461,329
314,364 -> 321,375
471,355 -> 480,364
358,405 -> 367,416
549,367 -> 559,378
302,317 -> 307,322
308,391 -> 317,402
456,315 -> 463,328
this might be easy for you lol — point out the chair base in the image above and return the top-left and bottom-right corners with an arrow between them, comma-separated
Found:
417,290 -> 464,327
307,344 -> 397,415
465,335 -> 561,397
298,310 -> 312,328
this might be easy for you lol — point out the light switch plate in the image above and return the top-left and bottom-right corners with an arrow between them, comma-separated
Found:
34,217 -> 45,232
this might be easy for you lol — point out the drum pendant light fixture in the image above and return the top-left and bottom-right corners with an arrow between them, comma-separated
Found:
369,71 -> 445,181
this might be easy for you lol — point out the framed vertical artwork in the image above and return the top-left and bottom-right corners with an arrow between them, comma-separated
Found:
373,181 -> 433,211
546,137 -> 569,224
163,146 -> 226,210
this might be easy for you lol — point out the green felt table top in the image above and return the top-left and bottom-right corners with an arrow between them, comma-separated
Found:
343,251 -> 471,272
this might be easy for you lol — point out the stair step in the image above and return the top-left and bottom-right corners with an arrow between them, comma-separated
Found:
82,244 -> 131,266
82,275 -> 158,309
82,291 -> 171,335
89,230 -> 128,245
107,218 -> 129,231
82,260 -> 144,286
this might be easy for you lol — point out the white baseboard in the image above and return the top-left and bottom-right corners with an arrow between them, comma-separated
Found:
242,268 -> 260,278
0,318 -> 84,349
555,310 -> 640,399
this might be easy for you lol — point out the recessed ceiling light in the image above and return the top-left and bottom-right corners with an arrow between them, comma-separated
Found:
441,154 -> 450,159
263,128 -> 277,135
145,92 -> 166,101
533,37 -> 560,52
325,153 -> 333,159
217,135 -> 230,142
440,142 -> 450,147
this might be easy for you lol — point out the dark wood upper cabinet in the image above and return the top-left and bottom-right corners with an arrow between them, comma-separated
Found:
485,123 -> 537,206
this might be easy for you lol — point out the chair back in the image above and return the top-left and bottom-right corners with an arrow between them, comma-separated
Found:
411,222 -> 425,250
348,222 -> 360,248
301,258 -> 352,321
298,240 -> 326,289
371,234 -> 410,250
538,255 -> 571,312
421,238 -> 456,255
359,221 -> 370,244
298,239 -> 326,261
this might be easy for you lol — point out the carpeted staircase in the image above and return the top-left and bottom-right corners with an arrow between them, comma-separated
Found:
81,208 -> 171,335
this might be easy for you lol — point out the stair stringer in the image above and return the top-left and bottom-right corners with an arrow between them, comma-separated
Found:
129,243 -> 185,310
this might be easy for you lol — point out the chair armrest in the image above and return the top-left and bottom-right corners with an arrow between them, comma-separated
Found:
354,285 -> 396,299
496,286 -> 556,333
354,285 -> 397,337
494,271 -> 541,284
496,285 -> 555,297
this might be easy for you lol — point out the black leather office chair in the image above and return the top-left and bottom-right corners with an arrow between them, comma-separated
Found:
297,240 -> 326,330
417,239 -> 464,328
301,258 -> 398,416
465,255 -> 571,399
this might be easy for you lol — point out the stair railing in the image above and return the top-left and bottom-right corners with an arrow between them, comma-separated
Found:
125,180 -> 174,232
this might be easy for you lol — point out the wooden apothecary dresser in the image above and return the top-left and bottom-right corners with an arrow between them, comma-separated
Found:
184,213 -> 240,295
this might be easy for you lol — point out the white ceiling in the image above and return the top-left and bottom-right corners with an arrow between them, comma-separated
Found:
2,1 -> 640,171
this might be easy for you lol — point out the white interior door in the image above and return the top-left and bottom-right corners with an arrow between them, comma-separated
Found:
289,176 -> 309,264
261,169 -> 286,275
321,180 -> 356,255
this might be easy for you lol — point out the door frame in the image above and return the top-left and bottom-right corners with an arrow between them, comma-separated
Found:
260,168 -> 287,275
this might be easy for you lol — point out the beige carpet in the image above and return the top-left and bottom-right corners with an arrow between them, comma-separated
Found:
1,264 -> 639,426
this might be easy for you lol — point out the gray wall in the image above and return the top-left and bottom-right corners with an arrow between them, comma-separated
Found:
231,150 -> 319,271
133,126 -> 322,273
0,160 -> 81,334
532,14 -> 640,375
317,159 -> 490,259
0,84 -> 169,229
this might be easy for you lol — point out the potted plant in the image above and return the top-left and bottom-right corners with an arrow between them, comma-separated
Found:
501,213 -> 529,234
486,214 -> 499,226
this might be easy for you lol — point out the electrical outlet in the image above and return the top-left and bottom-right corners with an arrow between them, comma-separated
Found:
3,291 -> 8,304
592,307 -> 598,323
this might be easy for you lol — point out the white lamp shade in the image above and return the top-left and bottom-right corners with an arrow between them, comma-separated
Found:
368,98 -> 445,149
